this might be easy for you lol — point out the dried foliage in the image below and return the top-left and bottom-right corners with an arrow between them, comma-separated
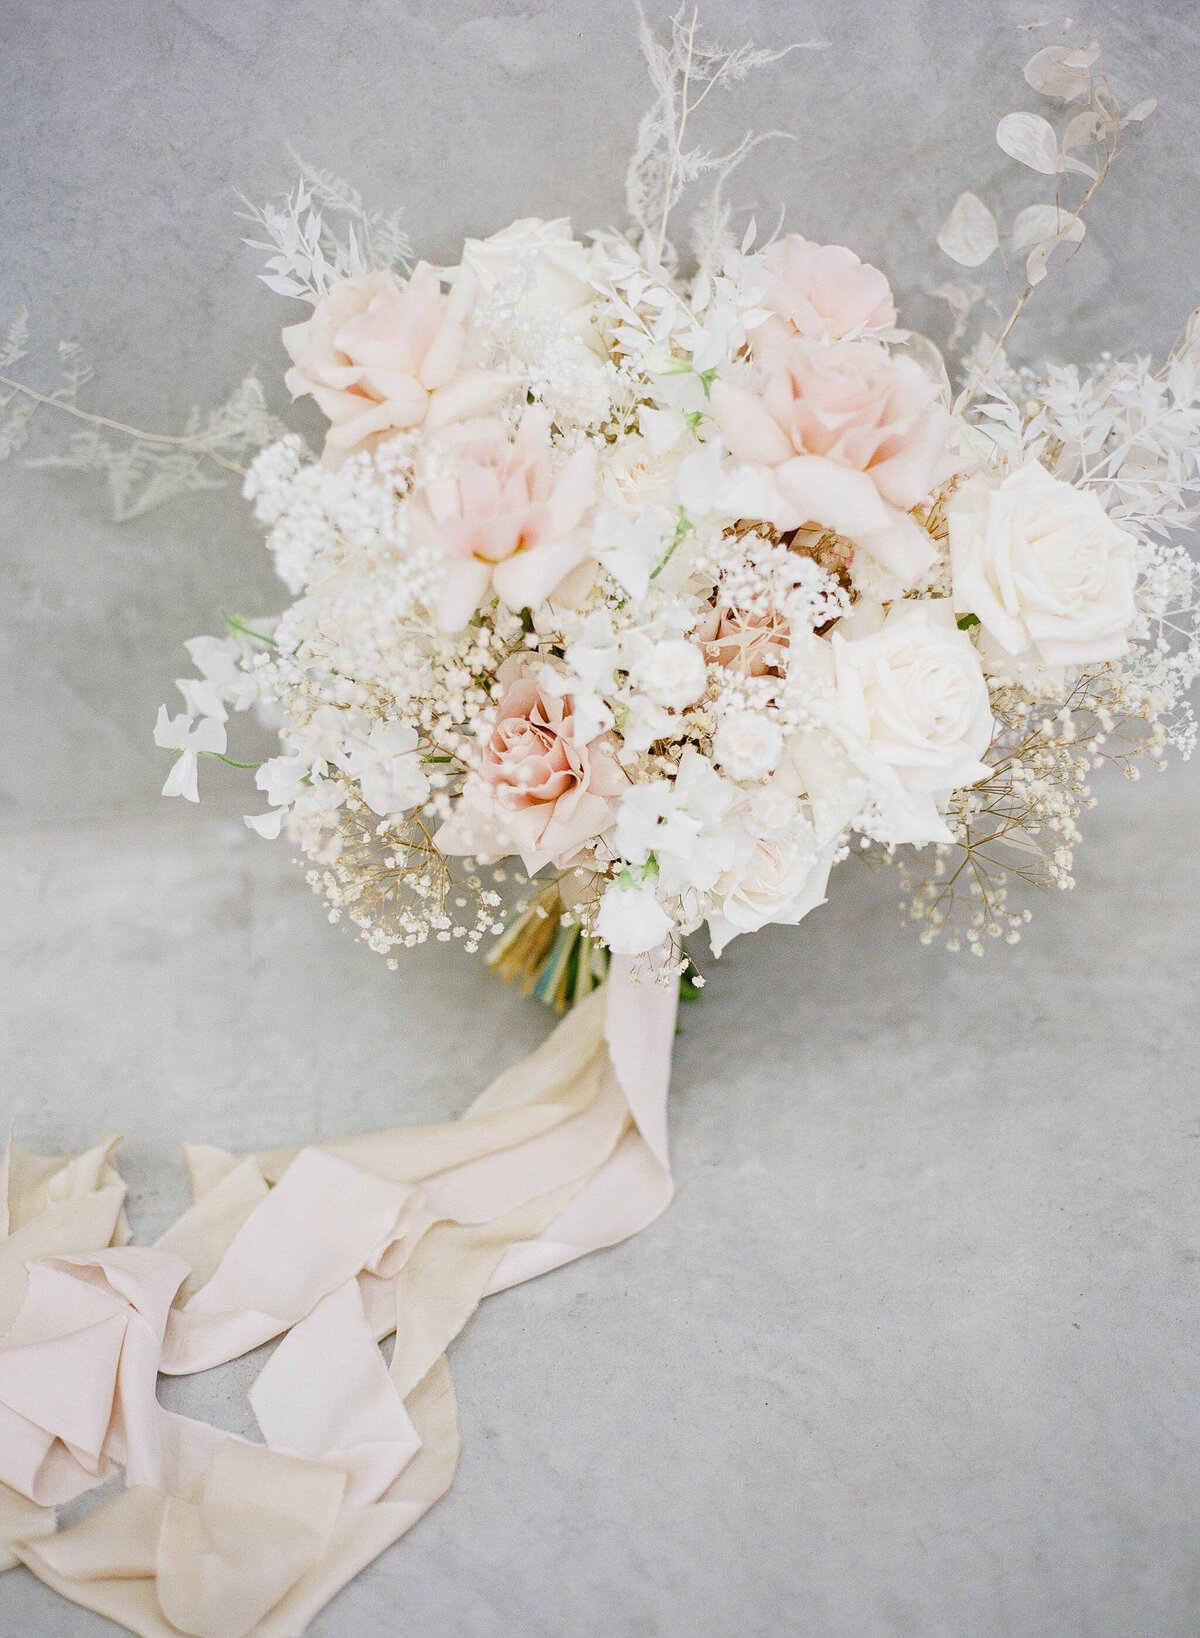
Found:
239,154 -> 413,303
301,785 -> 505,962
935,29 -> 1157,406
0,321 -> 287,518
625,4 -> 818,273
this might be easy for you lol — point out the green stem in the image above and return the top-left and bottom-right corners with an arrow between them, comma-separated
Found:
199,751 -> 263,770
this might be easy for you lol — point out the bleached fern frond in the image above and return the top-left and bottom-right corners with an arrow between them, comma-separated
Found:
55,340 -> 93,404
625,4 -> 820,271
240,156 -> 413,303
288,151 -> 414,273
688,129 -> 793,279
0,310 -> 28,370
32,432 -> 231,520
183,375 -> 290,457
0,396 -> 36,459
1,322 -> 291,519
27,374 -> 290,519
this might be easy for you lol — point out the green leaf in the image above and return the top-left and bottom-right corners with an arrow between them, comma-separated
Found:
221,610 -> 277,646
956,612 -> 981,631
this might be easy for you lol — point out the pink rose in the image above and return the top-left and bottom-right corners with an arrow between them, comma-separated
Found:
751,235 -> 897,349
437,673 -> 624,874
417,407 -> 598,630
711,336 -> 947,589
281,264 -> 514,464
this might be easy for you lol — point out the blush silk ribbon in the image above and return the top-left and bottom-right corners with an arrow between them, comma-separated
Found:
0,956 -> 677,1638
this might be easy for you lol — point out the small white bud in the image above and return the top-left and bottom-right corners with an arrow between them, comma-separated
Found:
596,881 -> 673,955
712,711 -> 783,782
637,640 -> 708,710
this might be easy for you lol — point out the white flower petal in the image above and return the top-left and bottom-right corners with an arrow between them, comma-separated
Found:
162,751 -> 200,804
596,882 -> 673,955
245,809 -> 286,839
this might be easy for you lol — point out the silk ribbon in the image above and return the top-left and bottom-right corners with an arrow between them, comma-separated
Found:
0,957 -> 677,1637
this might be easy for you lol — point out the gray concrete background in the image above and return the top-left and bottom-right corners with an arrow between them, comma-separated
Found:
2,2 -> 1199,1635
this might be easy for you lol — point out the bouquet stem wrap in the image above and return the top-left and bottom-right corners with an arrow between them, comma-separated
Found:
0,957 -> 676,1638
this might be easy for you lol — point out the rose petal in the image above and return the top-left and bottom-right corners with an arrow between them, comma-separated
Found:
709,379 -> 796,467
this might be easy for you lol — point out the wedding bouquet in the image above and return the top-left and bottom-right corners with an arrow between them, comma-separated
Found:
154,25 -> 1200,1012
3,14 -> 1199,1638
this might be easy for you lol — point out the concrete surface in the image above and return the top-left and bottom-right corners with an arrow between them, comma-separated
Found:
2,0 -> 1199,1633
2,757 -> 1198,1636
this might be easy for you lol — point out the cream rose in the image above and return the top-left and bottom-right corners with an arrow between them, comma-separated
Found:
282,264 -> 514,464
827,600 -> 994,844
437,670 -> 624,875
458,217 -> 605,358
710,336 -> 947,590
751,234 -> 897,349
948,462 -> 1139,669
706,823 -> 833,956
415,407 -> 598,630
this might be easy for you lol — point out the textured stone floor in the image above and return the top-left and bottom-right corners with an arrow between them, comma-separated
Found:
2,761 -> 1198,1637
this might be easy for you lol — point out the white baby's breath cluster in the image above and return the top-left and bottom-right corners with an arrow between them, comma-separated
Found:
152,14 -> 1200,985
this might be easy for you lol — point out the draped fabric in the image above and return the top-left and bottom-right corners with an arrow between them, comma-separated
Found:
0,957 -> 677,1638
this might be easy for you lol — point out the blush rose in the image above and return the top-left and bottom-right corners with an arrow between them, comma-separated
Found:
416,407 -> 598,630
282,265 -> 514,464
437,671 -> 624,875
751,234 -> 897,349
710,336 -> 948,589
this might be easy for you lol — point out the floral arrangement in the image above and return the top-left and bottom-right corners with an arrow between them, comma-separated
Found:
130,20 -> 1200,1013
3,17 -> 1200,1638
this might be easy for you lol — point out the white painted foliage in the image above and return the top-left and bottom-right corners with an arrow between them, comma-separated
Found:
996,112 -> 1062,175
1022,43 -> 1099,102
937,192 -> 998,268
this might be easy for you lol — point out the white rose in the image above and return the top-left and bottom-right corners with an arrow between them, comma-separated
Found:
636,639 -> 708,710
596,879 -> 673,955
458,217 -> 604,356
830,600 -> 994,845
948,462 -> 1138,669
706,824 -> 833,956
711,711 -> 784,782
